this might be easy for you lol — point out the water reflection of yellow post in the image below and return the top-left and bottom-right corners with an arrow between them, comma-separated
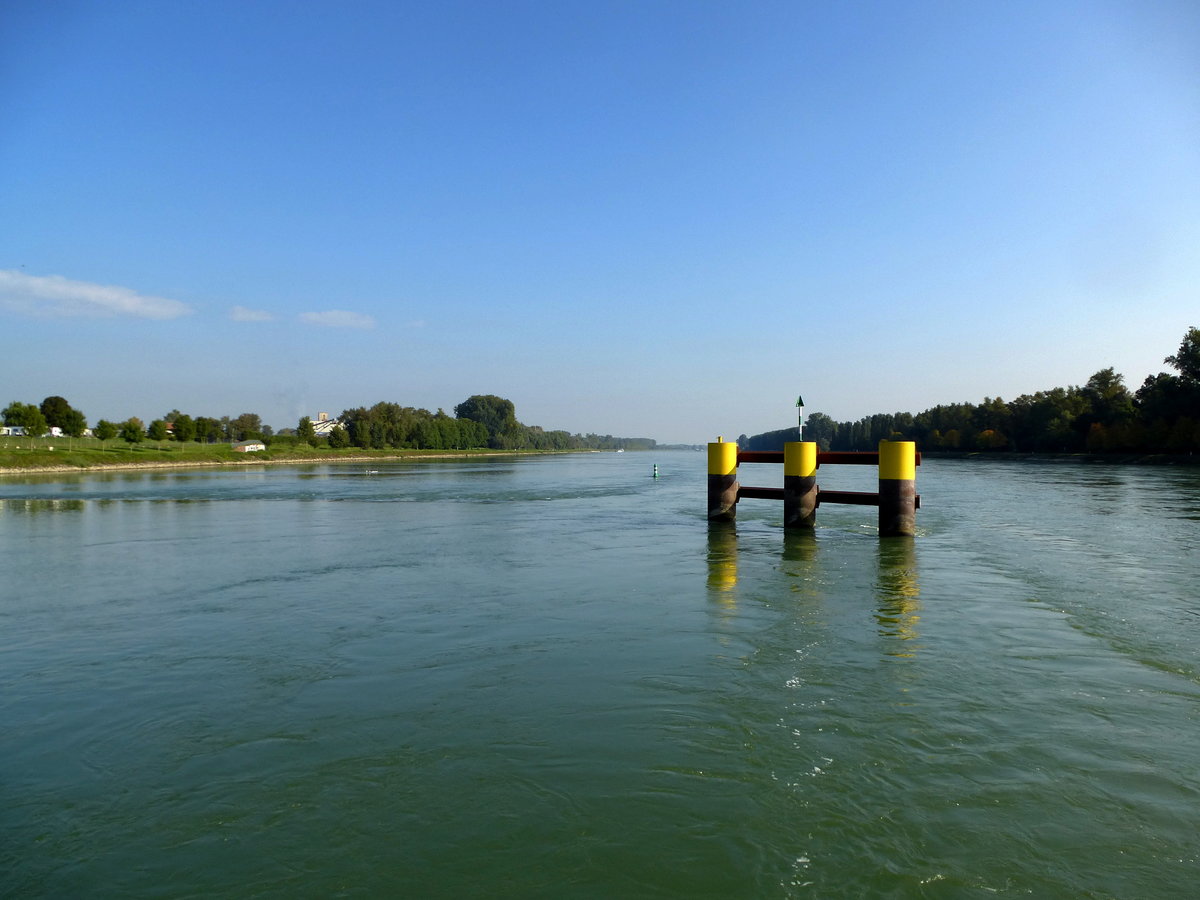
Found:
781,529 -> 818,565
780,530 -> 823,603
875,539 -> 921,654
706,522 -> 738,606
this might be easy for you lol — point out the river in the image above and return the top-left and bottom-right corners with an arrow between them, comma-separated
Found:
2,452 -> 1198,897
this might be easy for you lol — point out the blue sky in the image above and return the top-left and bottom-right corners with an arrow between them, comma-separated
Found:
2,0 -> 1197,443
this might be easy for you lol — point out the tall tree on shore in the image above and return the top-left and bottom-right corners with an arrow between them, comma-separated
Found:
297,415 -> 317,446
193,417 -> 221,444
1164,326 -> 1200,385
454,394 -> 518,448
327,424 -> 350,448
172,413 -> 196,443
4,402 -> 48,447
231,413 -> 263,441
61,408 -> 87,438
94,419 -> 118,444
120,418 -> 145,444
39,396 -> 75,429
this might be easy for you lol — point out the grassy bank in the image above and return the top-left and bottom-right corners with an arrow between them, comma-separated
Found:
0,437 -> 526,474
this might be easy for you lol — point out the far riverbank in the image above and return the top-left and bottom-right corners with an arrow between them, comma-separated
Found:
0,448 -> 581,477
920,450 -> 1199,466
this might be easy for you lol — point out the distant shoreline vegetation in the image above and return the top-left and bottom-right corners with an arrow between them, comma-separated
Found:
0,393 -> 656,472
0,446 -> 577,476
742,327 -> 1200,458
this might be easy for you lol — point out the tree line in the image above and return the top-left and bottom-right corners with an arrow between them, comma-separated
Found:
323,395 -> 655,452
2,393 -> 656,453
1,398 -> 275,447
742,326 -> 1200,455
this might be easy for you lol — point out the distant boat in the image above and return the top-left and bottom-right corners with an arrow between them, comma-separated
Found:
616,449 -> 624,453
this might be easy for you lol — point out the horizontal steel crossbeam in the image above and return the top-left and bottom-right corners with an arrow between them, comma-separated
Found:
736,487 -> 921,508
737,450 -> 922,466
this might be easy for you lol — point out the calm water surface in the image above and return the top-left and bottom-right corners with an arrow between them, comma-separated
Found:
2,452 -> 1198,897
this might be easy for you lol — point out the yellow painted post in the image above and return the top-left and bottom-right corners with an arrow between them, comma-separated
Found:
878,440 -> 917,537
783,441 -> 818,529
707,437 -> 739,521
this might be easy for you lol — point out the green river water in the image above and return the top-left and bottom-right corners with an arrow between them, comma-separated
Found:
2,452 -> 1198,897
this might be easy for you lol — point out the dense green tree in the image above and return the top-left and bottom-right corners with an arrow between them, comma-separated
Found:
745,426 -> 799,451
147,419 -> 169,442
1080,368 -> 1134,430
193,416 -> 222,444
340,402 -> 445,449
94,419 -> 118,442
1166,417 -> 1199,452
3,402 -> 48,446
914,403 -> 975,447
39,396 -> 74,429
327,424 -> 350,448
491,422 -> 529,450
1131,328 -> 1200,445
454,394 -> 517,447
972,397 -> 1011,437
120,418 -> 145,443
1164,326 -> 1200,385
1003,388 -> 1078,451
61,408 -> 87,438
1136,372 -> 1183,421
231,413 -> 263,442
297,415 -> 317,446
8,403 -> 47,446
4,401 -> 26,427
339,406 -> 372,447
804,412 -> 837,450
452,417 -> 489,449
172,413 -> 196,443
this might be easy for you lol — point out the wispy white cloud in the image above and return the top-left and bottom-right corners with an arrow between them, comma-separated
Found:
230,305 -> 274,322
299,309 -> 376,329
0,269 -> 192,319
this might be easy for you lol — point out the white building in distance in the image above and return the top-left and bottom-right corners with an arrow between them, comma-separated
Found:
310,412 -> 341,435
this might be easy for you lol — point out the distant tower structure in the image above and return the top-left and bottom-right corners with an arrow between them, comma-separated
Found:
309,411 -> 340,436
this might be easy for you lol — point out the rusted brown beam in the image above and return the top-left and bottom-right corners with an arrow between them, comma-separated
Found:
737,485 -> 921,509
737,485 -> 784,500
817,490 -> 879,506
819,452 -> 879,465
816,490 -> 921,509
737,450 -> 921,466
737,451 -> 784,464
